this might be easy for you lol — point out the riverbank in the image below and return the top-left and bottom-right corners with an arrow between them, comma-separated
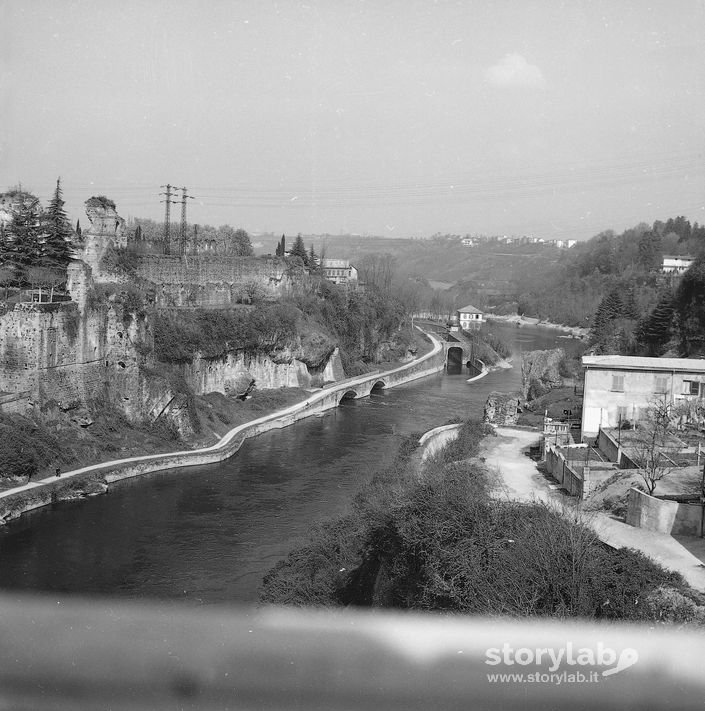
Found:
0,329 -> 447,525
485,313 -> 588,339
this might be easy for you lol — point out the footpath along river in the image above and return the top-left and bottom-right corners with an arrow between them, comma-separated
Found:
0,323 -> 582,603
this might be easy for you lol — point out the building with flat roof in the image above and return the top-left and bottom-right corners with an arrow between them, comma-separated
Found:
581,355 -> 705,439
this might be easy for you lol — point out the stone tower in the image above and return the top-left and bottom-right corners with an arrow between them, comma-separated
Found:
77,196 -> 127,281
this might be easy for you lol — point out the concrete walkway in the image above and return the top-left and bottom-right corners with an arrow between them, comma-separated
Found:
483,427 -> 705,592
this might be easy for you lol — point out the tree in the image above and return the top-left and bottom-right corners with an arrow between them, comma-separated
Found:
5,191 -> 43,283
0,265 -> 13,300
233,228 -> 254,256
358,253 -> 396,295
637,230 -> 662,272
308,244 -> 319,271
42,178 -> 73,268
631,399 -> 676,495
638,292 -> 675,356
289,234 -> 308,264
675,256 -> 705,356
275,234 -> 286,257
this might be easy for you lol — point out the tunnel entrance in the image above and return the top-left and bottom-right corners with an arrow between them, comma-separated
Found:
446,346 -> 464,374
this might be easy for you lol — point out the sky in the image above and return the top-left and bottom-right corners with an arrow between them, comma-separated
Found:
1,0 -> 704,240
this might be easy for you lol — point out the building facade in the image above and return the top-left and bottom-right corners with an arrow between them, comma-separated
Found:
321,259 -> 358,286
580,355 -> 705,439
457,304 -> 484,330
662,255 -> 695,274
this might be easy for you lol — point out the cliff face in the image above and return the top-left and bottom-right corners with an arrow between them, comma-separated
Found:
183,345 -> 344,396
521,348 -> 565,400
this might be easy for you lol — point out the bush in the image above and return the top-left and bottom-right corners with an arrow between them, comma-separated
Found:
153,304 -> 301,363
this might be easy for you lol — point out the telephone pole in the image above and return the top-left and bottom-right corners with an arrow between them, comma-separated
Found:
178,187 -> 195,256
160,184 -> 178,255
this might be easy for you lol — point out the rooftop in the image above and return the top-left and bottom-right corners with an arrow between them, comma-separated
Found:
457,304 -> 482,313
583,355 -> 705,373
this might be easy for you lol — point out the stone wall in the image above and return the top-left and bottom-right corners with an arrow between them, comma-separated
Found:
134,255 -> 292,307
483,391 -> 520,425
0,301 -> 149,417
626,487 -> 703,535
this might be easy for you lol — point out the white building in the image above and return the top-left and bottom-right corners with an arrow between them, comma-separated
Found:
581,355 -> 705,439
662,255 -> 695,274
457,304 -> 484,330
321,258 -> 358,286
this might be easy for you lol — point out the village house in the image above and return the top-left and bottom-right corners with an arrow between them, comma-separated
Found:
457,304 -> 484,331
580,355 -> 705,439
321,258 -> 358,286
662,255 -> 695,274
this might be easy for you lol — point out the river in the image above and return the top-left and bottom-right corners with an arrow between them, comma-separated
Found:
0,324 -> 581,604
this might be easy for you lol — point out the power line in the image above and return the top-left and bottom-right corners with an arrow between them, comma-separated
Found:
159,184 -> 179,255
177,187 -> 195,256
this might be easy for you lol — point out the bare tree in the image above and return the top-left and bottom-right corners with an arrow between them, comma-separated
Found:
631,399 -> 677,495
358,253 -> 396,295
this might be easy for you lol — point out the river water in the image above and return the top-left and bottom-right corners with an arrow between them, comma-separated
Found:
0,324 -> 580,604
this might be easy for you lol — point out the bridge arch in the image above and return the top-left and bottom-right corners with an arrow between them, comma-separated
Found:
370,380 -> 386,392
339,389 -> 358,402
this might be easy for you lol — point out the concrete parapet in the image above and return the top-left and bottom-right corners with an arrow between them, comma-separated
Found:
626,487 -> 703,536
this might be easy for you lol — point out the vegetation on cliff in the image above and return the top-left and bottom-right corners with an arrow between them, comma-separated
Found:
0,181 -> 76,298
261,419 -> 705,625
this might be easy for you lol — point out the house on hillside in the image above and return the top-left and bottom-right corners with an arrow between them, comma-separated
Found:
580,355 -> 705,439
662,255 -> 695,274
321,258 -> 358,286
457,304 -> 484,331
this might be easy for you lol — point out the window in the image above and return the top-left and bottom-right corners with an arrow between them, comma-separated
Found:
611,374 -> 624,392
654,376 -> 668,394
684,380 -> 700,396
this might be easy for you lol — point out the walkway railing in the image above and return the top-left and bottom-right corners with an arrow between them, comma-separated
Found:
0,594 -> 702,710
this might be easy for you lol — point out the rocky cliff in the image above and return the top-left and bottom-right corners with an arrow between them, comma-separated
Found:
521,348 -> 565,400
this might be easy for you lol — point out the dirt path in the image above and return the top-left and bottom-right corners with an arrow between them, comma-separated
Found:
482,427 -> 705,592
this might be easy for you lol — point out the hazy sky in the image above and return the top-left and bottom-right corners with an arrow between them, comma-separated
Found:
2,0 -> 704,240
